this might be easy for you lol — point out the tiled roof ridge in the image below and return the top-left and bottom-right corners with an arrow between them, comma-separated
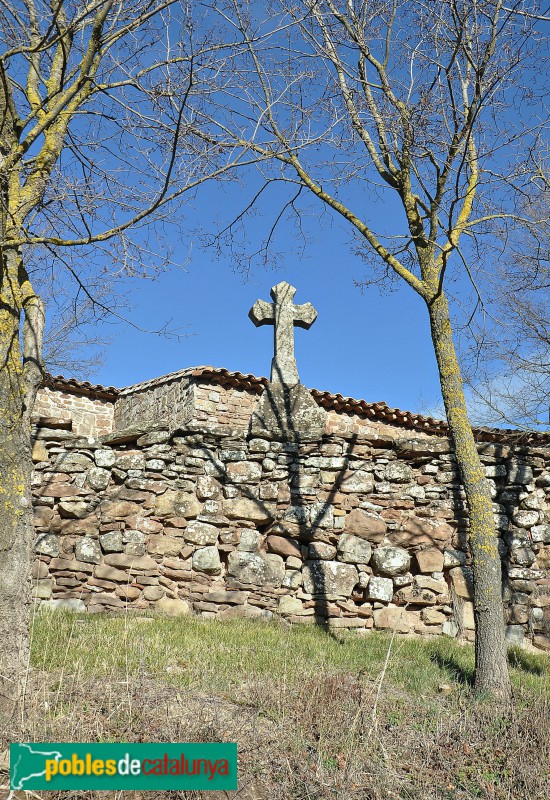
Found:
42,372 -> 119,400
42,367 -> 550,446
118,365 -> 267,395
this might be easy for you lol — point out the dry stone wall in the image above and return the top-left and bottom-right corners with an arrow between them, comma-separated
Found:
31,416 -> 550,650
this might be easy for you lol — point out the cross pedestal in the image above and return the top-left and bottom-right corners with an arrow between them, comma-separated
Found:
249,282 -> 325,441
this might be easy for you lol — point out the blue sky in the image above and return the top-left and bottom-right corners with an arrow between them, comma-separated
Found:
92,182 -> 442,417
38,3 -> 547,427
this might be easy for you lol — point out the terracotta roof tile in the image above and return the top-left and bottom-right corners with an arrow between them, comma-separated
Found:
43,373 -> 118,400
42,368 -> 550,446
117,365 -> 266,395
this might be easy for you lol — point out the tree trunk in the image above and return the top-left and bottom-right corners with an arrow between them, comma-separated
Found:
0,266 -> 35,729
428,292 -> 511,702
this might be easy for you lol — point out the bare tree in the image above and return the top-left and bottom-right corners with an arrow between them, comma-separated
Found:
196,0 -> 548,700
462,182 -> 549,430
0,0 -> 248,724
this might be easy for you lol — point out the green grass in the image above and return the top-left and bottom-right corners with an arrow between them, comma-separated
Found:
30,610 -> 550,701
14,611 -> 550,799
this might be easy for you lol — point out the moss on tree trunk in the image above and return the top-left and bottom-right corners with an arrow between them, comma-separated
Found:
0,275 -> 35,725
429,292 -> 511,702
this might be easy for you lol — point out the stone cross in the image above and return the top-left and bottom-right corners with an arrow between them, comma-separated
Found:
249,281 -> 317,386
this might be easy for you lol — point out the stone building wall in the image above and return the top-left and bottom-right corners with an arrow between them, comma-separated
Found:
191,382 -> 264,430
115,375 -> 263,433
34,386 -> 114,437
31,414 -> 550,650
114,373 -> 194,430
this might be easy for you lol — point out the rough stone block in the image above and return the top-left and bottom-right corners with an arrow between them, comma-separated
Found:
32,579 -> 53,599
449,566 -> 473,599
309,542 -> 337,560
278,596 -> 304,616
219,604 -> 273,621
58,500 -> 94,519
75,536 -> 102,564
55,452 -> 93,473
344,508 -> 386,542
196,476 -> 221,500
104,553 -> 157,571
533,635 -> 550,652
123,530 -> 147,556
238,529 -> 262,552
282,570 -> 303,589
513,509 -> 541,529
327,617 -> 366,628
95,564 -> 129,582
373,607 -> 410,633
249,383 -> 326,441
389,520 -> 453,548
193,546 -> 222,574
32,561 -> 49,580
443,548 -> 466,568
395,585 -> 437,606
223,498 -> 275,524
266,534 -> 301,558
43,598 -> 86,612
385,462 -> 413,483
157,597 -> 192,616
367,576 -> 393,603
183,521 -> 219,546
302,560 -> 358,599
137,430 -> 170,446
154,491 -> 201,519
536,545 -> 550,569
485,464 -> 507,478
33,506 -> 54,527
414,576 -> 448,595
116,585 -> 141,601
442,619 -> 459,637
457,600 -> 475,630
508,462 -> 533,485
88,593 -> 125,609
86,467 -> 111,491
337,534 -> 372,565
227,551 -> 285,587
204,590 -> 248,605
115,452 -> 145,471
147,535 -> 183,556
421,608 -> 446,625
99,531 -> 123,553
226,461 -> 262,484
416,547 -> 444,573
95,448 -> 116,468
371,546 -> 411,576
100,500 -> 140,522
394,438 -> 450,459
508,604 -> 528,624
143,585 -> 165,601
339,471 -> 374,494
35,533 -> 60,557
32,441 -> 52,463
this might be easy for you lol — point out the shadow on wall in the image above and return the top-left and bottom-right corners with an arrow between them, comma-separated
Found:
192,380 -> 464,640
31,382 -> 550,649
194,400 -> 548,645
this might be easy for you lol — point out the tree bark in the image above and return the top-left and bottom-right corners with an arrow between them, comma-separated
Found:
0,253 -> 35,727
428,291 -> 511,701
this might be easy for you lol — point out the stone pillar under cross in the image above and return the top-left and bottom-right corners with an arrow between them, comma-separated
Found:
249,281 -> 317,386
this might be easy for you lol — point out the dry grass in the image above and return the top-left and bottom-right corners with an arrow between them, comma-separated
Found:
1,610 -> 549,800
